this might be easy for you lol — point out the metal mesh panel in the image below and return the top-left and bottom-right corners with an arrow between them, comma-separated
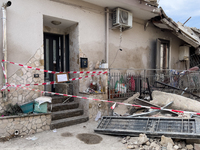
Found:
95,117 -> 200,139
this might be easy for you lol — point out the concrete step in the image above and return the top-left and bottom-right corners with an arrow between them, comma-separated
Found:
51,96 -> 74,104
51,115 -> 89,129
51,108 -> 83,120
49,102 -> 79,112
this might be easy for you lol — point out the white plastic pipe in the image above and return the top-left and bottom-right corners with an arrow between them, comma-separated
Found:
105,7 -> 109,66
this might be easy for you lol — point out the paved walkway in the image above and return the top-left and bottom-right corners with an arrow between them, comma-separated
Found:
0,120 -> 125,150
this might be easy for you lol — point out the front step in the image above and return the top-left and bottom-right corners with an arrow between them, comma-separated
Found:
49,102 -> 79,112
51,115 -> 89,129
51,108 -> 83,120
51,96 -> 74,104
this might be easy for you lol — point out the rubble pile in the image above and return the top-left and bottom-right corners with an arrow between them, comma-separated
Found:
121,134 -> 197,150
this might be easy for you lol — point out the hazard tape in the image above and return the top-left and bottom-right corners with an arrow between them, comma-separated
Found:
2,60 -> 106,75
1,71 -> 107,91
5,85 -> 200,116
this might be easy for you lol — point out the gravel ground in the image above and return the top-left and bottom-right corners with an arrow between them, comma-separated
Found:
0,120 -> 125,150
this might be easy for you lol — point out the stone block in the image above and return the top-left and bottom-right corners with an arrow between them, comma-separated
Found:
20,132 -> 27,136
42,126 -> 45,130
8,119 -> 13,122
36,123 -> 42,128
14,124 -> 23,130
23,121 -> 29,126
32,125 -> 36,130
137,134 -> 149,145
2,119 -> 9,123
42,121 -> 46,126
36,119 -> 42,124
36,129 -> 43,133
7,123 -> 12,128
29,117 -> 33,121
41,117 -> 46,122
186,144 -> 193,150
46,120 -> 51,125
160,135 -> 174,146
27,123 -> 32,130
46,115 -> 51,119
16,70 -> 23,76
29,129 -> 36,134
22,127 -> 27,132
22,68 -> 27,75
45,125 -> 50,130
18,95 -> 23,101
14,118 -> 21,122
0,123 -> 8,129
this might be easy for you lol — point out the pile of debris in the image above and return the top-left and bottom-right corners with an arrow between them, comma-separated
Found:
113,91 -> 200,118
121,134 -> 197,150
95,89 -> 200,149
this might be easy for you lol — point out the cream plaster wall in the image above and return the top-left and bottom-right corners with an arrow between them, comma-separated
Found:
109,18 -> 186,71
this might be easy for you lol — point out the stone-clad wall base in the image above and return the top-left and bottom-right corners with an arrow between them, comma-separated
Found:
0,113 -> 51,137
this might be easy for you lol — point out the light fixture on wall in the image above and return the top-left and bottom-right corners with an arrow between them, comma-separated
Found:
51,20 -> 61,25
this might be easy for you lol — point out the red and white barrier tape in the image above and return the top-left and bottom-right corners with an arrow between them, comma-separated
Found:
1,71 -> 107,91
111,103 -> 116,110
2,60 -> 106,75
6,85 -> 200,116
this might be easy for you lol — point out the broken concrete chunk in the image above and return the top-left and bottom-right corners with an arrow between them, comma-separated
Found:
114,93 -> 139,115
166,142 -> 173,150
121,138 -> 127,144
146,141 -> 150,146
174,145 -> 179,150
150,142 -> 160,150
126,136 -> 131,140
127,144 -> 138,149
137,134 -> 149,145
194,143 -> 200,150
186,144 -> 193,150
128,137 -> 138,145
160,135 -> 174,147
151,91 -> 200,112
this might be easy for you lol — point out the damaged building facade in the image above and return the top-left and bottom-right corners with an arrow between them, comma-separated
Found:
1,0 -> 200,134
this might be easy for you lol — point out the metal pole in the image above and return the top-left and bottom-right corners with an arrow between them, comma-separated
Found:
2,1 -> 11,101
2,5 -> 7,101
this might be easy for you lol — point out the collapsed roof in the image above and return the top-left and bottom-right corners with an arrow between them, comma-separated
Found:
152,7 -> 200,48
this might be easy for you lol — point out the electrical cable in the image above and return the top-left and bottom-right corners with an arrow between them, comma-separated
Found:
109,26 -> 123,68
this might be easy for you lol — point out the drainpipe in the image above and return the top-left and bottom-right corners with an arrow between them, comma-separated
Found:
105,7 -> 109,66
2,1 -> 12,101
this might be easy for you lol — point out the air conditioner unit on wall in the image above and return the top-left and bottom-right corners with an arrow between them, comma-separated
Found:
112,8 -> 133,30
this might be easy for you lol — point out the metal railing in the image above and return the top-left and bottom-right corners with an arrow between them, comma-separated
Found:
108,68 -> 200,100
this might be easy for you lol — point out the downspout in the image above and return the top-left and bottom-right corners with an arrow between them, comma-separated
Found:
2,1 -> 11,101
105,7 -> 109,66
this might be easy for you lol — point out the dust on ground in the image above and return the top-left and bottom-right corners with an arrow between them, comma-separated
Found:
0,120 -> 125,150
61,132 -> 73,137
